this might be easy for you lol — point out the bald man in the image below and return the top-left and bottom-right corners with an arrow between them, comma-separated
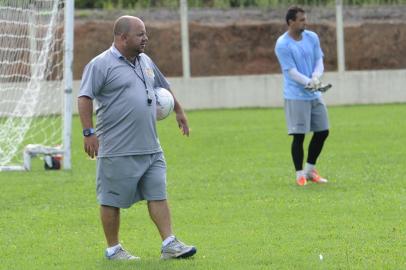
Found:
78,16 -> 196,260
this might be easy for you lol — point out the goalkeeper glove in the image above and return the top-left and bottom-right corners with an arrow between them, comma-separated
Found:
305,77 -> 332,93
305,76 -> 322,91
305,82 -> 333,93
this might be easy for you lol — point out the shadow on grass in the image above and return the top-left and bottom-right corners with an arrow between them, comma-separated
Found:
96,257 -> 199,270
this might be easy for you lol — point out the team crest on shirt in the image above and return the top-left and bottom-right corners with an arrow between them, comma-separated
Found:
145,68 -> 155,78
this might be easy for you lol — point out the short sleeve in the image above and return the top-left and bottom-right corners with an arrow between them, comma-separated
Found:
151,61 -> 170,90
78,60 -> 105,99
275,41 -> 296,72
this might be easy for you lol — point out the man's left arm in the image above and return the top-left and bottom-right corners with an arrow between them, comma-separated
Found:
312,33 -> 325,80
312,58 -> 324,80
151,61 -> 189,136
172,94 -> 189,136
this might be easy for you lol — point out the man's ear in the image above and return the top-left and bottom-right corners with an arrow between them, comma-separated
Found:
120,33 -> 127,42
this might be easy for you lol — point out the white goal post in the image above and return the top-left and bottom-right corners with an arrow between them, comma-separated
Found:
0,0 -> 73,171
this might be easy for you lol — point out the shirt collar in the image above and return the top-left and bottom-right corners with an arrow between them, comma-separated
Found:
110,44 -> 124,59
110,44 -> 140,67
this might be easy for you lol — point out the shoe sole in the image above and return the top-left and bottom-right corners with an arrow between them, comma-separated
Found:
309,177 -> 328,183
161,247 -> 197,260
106,256 -> 140,260
177,247 -> 197,259
311,180 -> 328,183
296,180 -> 307,186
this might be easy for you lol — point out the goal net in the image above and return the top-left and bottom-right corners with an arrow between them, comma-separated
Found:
0,0 -> 72,171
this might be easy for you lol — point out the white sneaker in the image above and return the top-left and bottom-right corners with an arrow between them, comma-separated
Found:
105,247 -> 140,260
161,238 -> 197,259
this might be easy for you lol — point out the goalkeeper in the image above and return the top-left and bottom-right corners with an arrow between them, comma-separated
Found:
274,6 -> 330,186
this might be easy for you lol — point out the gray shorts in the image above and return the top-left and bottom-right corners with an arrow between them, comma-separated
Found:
96,152 -> 167,208
284,98 -> 329,134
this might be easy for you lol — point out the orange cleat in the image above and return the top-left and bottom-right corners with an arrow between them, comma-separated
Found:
307,169 -> 328,183
296,175 -> 307,186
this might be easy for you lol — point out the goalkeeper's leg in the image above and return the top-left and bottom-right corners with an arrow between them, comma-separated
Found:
291,134 -> 307,186
305,130 -> 329,183
307,130 -> 329,165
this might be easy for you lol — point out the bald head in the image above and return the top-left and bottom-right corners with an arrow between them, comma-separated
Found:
113,15 -> 148,60
113,16 -> 144,36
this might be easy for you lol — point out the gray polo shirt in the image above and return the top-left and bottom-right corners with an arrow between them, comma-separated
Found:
78,46 -> 170,157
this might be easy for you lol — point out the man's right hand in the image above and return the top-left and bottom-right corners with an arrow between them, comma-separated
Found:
84,135 -> 99,159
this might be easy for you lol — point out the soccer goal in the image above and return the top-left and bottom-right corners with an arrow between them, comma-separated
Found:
0,0 -> 73,171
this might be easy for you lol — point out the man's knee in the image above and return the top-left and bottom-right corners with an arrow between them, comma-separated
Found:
314,130 -> 329,140
147,199 -> 169,210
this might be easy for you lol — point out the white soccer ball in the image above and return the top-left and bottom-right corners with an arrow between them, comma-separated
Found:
155,87 -> 174,121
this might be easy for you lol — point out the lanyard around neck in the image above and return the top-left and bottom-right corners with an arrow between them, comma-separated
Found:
121,56 -> 153,106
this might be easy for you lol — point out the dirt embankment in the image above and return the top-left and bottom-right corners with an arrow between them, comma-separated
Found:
74,6 -> 406,79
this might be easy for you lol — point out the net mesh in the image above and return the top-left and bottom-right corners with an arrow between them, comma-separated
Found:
0,0 -> 65,166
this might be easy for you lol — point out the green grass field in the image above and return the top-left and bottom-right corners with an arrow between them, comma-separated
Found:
1,104 -> 405,270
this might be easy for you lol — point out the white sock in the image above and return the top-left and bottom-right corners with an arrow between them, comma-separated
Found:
106,243 -> 122,256
162,235 -> 175,247
296,170 -> 305,179
304,163 -> 315,175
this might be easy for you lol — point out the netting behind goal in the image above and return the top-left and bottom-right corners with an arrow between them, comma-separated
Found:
0,0 -> 66,169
